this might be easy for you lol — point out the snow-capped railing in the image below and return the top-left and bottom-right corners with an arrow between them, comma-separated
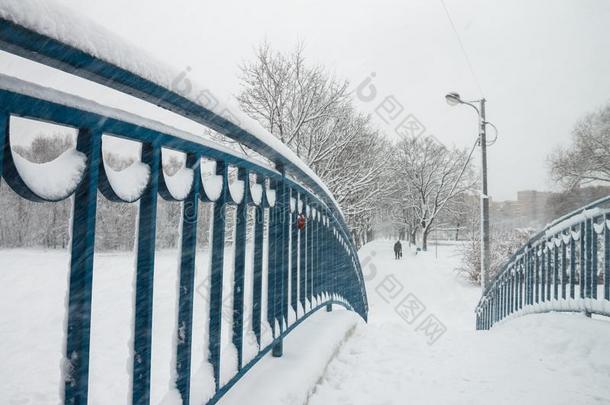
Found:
475,195 -> 610,330
0,15 -> 368,405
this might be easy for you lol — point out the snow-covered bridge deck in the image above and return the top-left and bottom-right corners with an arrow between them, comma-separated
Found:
226,240 -> 610,404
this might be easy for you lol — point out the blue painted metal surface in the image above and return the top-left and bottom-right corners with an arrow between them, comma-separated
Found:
132,142 -> 161,405
64,127 -> 101,405
476,196 -> 610,329
0,18 -> 368,405
175,153 -> 201,404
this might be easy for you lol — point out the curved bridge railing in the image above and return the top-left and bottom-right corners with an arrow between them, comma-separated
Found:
0,10 -> 367,405
476,196 -> 610,330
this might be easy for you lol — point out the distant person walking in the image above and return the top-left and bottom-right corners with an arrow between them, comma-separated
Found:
393,240 -> 402,259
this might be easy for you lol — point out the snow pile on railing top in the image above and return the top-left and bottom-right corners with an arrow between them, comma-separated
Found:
0,0 -> 344,220
543,207 -> 604,238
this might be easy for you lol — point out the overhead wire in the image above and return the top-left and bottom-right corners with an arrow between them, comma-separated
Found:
439,0 -> 485,98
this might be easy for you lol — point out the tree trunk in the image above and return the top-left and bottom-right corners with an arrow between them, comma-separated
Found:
422,227 -> 429,251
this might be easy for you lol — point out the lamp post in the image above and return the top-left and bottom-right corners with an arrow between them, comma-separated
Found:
446,92 -> 491,292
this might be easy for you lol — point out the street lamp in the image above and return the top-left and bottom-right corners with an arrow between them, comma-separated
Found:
445,92 -> 492,292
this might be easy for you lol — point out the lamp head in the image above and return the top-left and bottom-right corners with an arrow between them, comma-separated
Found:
445,92 -> 462,106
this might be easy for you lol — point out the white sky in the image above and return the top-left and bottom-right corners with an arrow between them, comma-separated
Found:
4,0 -> 610,200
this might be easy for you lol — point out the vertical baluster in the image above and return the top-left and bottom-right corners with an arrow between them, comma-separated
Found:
570,231 -> 576,299
208,161 -> 227,393
514,271 -> 518,312
580,222 -> 586,299
64,127 -> 101,405
132,142 -> 161,405
315,210 -> 320,305
533,247 -> 540,304
585,219 -> 593,298
307,205 -> 314,310
506,279 -> 510,317
291,192 -> 299,320
546,246 -> 552,301
312,208 -> 317,305
267,180 -> 278,337
324,215 -> 332,312
493,285 -> 502,324
520,263 -> 525,309
500,281 -> 504,319
0,113 -> 6,183
604,214 -> 610,300
281,184 -> 289,331
251,177 -> 264,347
561,238 -> 567,299
525,246 -> 532,305
506,269 -> 515,316
271,172 -> 288,357
232,168 -> 249,370
553,243 -> 559,300
540,247 -> 546,303
591,220 -> 598,299
330,226 -> 336,302
175,154 -> 201,404
516,268 -> 520,311
299,198 -> 307,314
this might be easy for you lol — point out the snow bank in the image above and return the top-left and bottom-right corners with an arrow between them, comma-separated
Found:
12,148 -> 85,200
220,309 -> 359,405
0,0 -> 343,220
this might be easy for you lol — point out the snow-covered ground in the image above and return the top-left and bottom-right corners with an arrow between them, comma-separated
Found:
307,240 -> 610,405
2,241 -> 610,405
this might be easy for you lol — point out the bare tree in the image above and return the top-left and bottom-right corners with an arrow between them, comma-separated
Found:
392,136 -> 476,250
238,43 -> 390,240
549,103 -> 610,189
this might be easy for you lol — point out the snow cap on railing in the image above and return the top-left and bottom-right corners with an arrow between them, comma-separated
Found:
0,0 -> 345,221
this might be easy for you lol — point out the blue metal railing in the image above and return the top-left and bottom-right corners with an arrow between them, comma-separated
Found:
0,18 -> 368,405
476,196 -> 610,330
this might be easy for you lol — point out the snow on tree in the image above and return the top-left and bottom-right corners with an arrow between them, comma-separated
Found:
391,135 -> 477,251
237,43 -> 390,242
549,102 -> 610,189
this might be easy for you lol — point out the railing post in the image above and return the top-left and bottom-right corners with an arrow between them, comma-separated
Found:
132,142 -> 161,405
232,168 -> 249,371
251,176 -> 264,347
175,153 -> 201,405
208,161 -> 228,393
64,127 -> 101,405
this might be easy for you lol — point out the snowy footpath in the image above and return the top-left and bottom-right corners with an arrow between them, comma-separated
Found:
306,240 -> 610,405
